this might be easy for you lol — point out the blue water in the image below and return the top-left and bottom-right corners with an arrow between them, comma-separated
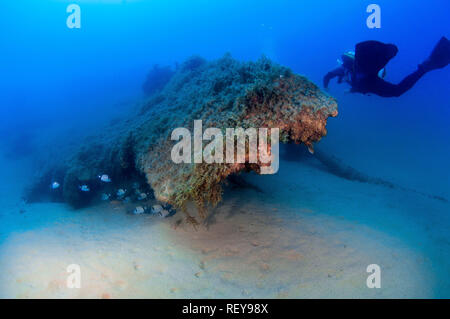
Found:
0,0 -> 449,298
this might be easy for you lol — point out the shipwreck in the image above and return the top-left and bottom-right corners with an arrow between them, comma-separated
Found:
25,54 -> 338,225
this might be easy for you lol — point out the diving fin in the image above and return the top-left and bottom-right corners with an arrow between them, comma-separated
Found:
355,40 -> 398,78
420,36 -> 450,72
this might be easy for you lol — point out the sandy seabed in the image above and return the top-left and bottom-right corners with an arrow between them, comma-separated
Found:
0,157 -> 448,298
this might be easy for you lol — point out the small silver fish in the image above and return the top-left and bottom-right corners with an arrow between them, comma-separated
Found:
159,209 -> 170,218
101,193 -> 111,201
133,206 -> 145,215
99,174 -> 112,183
79,185 -> 90,192
151,204 -> 163,215
117,189 -> 126,197
51,182 -> 60,189
137,193 -> 147,200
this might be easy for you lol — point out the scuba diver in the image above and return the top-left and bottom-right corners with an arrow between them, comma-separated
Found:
323,36 -> 450,97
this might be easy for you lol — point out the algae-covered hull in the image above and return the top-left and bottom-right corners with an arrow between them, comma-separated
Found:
26,54 -> 338,223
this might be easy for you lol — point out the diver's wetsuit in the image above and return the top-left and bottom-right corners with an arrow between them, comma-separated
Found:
351,66 -> 427,97
324,37 -> 450,98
